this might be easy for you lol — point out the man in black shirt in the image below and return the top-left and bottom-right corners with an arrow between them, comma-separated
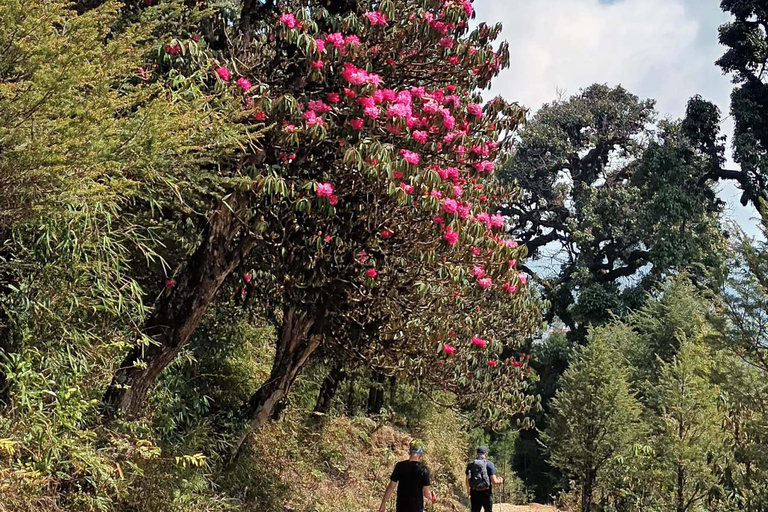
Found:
379,441 -> 436,512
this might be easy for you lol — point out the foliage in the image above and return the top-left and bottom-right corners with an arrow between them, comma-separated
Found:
651,340 -> 727,512
716,0 -> 768,213
543,329 -> 643,512
499,84 -> 726,341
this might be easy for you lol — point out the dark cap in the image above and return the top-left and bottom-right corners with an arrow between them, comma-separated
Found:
477,446 -> 489,454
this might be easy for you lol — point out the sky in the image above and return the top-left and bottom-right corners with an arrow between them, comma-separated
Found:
473,0 -> 762,238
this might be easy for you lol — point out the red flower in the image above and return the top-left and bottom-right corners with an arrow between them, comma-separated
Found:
366,268 -> 378,278
443,227 -> 459,245
488,360 -> 498,367
165,279 -> 176,289
324,235 -> 332,243
443,344 -> 456,355
215,66 -> 230,81
243,273 -> 252,284
316,182 -> 334,197
381,230 -> 393,238
472,337 -> 487,348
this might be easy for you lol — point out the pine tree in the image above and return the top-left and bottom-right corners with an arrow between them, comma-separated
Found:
652,340 -> 726,512
543,328 -> 642,512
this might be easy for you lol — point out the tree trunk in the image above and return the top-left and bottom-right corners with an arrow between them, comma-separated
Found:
388,375 -> 396,408
234,307 -> 321,452
102,204 -> 252,419
676,462 -> 685,512
581,468 -> 595,512
346,372 -> 358,415
367,372 -> 386,415
314,363 -> 346,414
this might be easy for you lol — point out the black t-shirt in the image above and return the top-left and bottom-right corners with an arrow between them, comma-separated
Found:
390,460 -> 431,512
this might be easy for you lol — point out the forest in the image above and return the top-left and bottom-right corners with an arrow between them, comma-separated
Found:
0,1 -> 766,511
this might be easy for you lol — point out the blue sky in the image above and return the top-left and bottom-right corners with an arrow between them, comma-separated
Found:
474,0 -> 762,237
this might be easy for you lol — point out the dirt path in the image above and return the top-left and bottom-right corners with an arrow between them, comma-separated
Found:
493,505 -> 560,512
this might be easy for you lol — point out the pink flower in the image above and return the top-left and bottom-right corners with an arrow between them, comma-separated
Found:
303,110 -> 324,127
364,11 -> 388,26
308,100 -> 331,113
366,268 -> 378,278
236,77 -> 252,91
508,259 -> 517,269
165,279 -> 176,289
439,37 -> 455,49
457,203 -> 471,220
137,67 -> 147,80
443,227 -> 459,245
393,171 -> 404,179
443,115 -> 456,130
215,66 -> 230,81
243,273 -> 252,284
344,87 -> 357,98
342,63 -> 371,86
345,34 -> 361,46
329,195 -> 338,205
315,38 -> 326,52
472,247 -> 481,256
472,266 -> 486,279
280,13 -> 298,28
475,212 -> 491,228
490,214 -> 506,229
467,104 -> 483,117
412,130 -> 428,144
387,102 -> 411,118
442,198 -> 459,214
350,118 -> 364,130
448,56 -> 460,65
503,282 -> 517,294
399,183 -> 415,194
324,235 -> 332,243
284,123 -> 296,133
433,215 -> 444,225
443,344 -> 456,355
478,278 -> 492,289
311,60 -> 324,69
316,182 -> 334,197
519,274 -> 528,285
357,251 -> 369,263
461,0 -> 474,17
453,185 -> 463,198
363,106 -> 380,119
431,190 -> 443,199
381,230 -> 393,238
326,32 -> 345,48
474,160 -> 495,173
472,337 -> 487,348
327,92 -> 340,104
400,149 -> 420,165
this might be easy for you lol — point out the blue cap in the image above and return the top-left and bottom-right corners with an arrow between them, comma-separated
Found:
477,446 -> 488,454
410,440 -> 424,454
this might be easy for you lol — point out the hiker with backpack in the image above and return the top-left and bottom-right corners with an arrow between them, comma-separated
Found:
379,440 -> 436,512
466,446 -> 503,512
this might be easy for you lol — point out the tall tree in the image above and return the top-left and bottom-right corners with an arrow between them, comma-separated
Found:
88,1 -> 543,447
543,328 -> 642,512
652,340 -> 726,512
714,0 -> 768,214
499,84 -> 726,342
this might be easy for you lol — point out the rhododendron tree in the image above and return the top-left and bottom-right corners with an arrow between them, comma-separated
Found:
98,0 -> 540,440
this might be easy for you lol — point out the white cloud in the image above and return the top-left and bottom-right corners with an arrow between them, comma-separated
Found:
474,0 -> 761,235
